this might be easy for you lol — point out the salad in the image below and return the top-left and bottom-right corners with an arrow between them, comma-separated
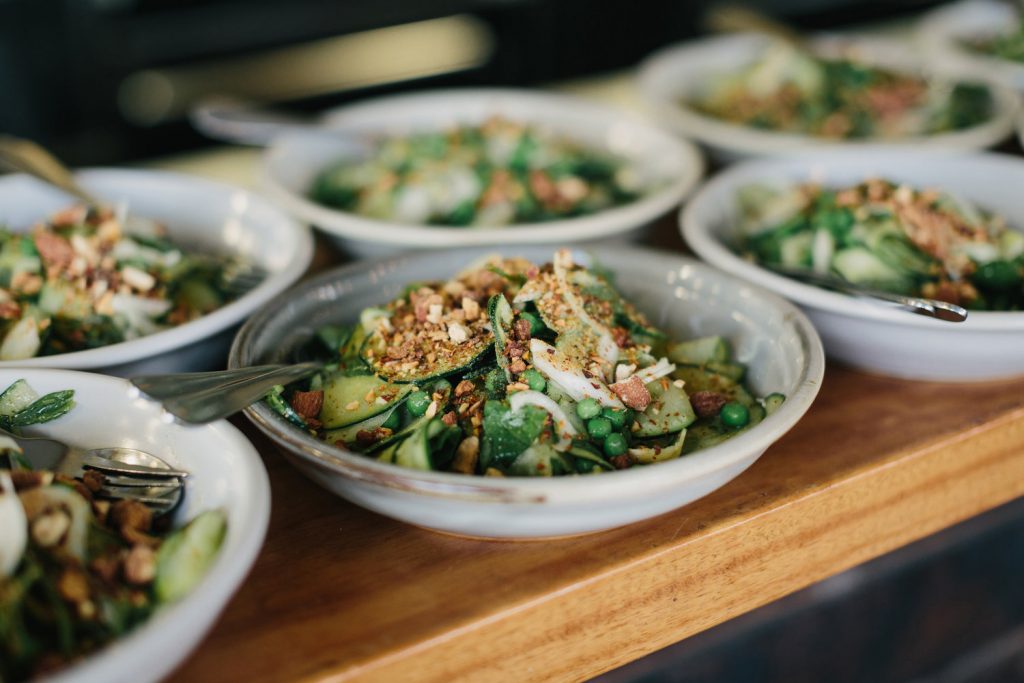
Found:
0,379 -> 226,681
309,117 -> 644,226
737,178 -> 1024,309
0,204 -> 258,360
964,23 -> 1024,63
690,42 -> 994,139
267,250 -> 784,476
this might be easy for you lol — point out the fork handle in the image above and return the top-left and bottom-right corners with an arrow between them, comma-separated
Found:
131,363 -> 323,424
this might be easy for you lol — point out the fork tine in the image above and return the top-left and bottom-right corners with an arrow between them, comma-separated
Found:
101,474 -> 185,488
83,454 -> 189,478
97,485 -> 180,508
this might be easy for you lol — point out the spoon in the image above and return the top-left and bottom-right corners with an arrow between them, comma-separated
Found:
0,135 -> 162,235
190,99 -> 371,149
130,362 -> 324,424
768,265 -> 969,322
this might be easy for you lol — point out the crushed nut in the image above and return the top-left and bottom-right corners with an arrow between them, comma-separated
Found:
123,544 -> 157,585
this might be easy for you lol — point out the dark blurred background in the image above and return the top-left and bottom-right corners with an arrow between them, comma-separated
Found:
0,0 -> 942,165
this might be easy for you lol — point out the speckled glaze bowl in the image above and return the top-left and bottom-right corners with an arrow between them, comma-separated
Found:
229,245 -> 824,539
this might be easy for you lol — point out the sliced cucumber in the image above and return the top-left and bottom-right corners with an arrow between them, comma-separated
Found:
155,509 -> 227,604
394,422 -> 433,470
488,294 -> 515,381
508,443 -> 573,477
779,231 -> 814,268
0,379 -> 38,417
568,441 -> 613,471
319,371 -> 413,429
763,392 -> 786,416
322,396 -> 409,445
671,366 -> 755,407
684,402 -> 766,454
634,379 -> 696,437
363,332 -> 493,383
366,379 -> 452,454
667,336 -> 731,365
831,247 -> 913,292
704,361 -> 746,383
629,430 -> 687,465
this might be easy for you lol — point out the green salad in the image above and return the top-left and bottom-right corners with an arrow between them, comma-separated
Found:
0,379 -> 226,681
691,42 -> 994,139
737,178 -> 1024,310
309,117 -> 644,226
965,23 -> 1024,63
267,250 -> 784,477
0,205 -> 258,360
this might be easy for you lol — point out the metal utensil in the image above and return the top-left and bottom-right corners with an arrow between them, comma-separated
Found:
190,99 -> 372,149
131,362 -> 324,424
3,428 -> 187,512
0,135 -> 162,235
769,265 -> 969,322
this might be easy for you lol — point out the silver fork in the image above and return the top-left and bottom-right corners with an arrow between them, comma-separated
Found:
2,429 -> 187,513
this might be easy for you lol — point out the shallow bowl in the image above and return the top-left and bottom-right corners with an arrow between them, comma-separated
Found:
260,88 -> 704,259
1,367 -> 270,683
637,32 -> 1019,162
0,170 -> 313,375
681,150 -> 1024,381
230,245 -> 823,538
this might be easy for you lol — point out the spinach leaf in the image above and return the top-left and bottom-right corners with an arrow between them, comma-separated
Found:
479,400 -> 547,469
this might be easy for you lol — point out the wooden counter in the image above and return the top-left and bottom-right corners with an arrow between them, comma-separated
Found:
165,237 -> 1024,683
148,75 -> 1024,682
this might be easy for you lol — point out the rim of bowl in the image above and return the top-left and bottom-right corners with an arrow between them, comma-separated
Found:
680,150 -> 1024,331
228,245 -> 825,505
8,367 -> 270,683
259,87 -> 705,247
637,32 -> 1020,157
0,169 -> 314,369
919,0 -> 1024,82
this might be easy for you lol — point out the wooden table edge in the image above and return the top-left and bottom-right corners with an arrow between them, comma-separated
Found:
300,404 -> 1024,683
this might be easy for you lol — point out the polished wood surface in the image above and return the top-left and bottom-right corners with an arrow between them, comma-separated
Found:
166,228 -> 1024,682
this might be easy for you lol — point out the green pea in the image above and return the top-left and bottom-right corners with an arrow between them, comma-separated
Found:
720,402 -> 750,428
382,410 -> 400,431
406,391 -> 431,417
576,398 -> 601,420
587,417 -> 612,439
602,407 -> 630,429
523,369 -> 546,392
603,433 -> 627,457
520,311 -> 544,335
574,458 -> 596,474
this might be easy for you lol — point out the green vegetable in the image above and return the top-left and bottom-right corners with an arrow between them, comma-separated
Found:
479,401 -> 549,469
576,398 -> 601,420
155,510 -> 228,603
720,402 -> 750,428
406,391 -> 432,417
602,407 -> 630,430
603,433 -> 627,457
523,369 -> 546,392
586,417 -> 612,439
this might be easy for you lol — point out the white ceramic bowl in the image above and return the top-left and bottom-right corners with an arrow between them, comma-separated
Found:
919,0 -> 1024,92
682,150 -> 1024,381
638,32 -> 1019,162
260,88 -> 704,258
0,367 -> 270,683
230,245 -> 824,539
0,170 -> 313,376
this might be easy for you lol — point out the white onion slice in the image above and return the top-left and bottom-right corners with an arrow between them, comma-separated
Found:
530,339 -> 624,409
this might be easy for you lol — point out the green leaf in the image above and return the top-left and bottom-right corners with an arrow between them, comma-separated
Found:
479,400 -> 548,469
